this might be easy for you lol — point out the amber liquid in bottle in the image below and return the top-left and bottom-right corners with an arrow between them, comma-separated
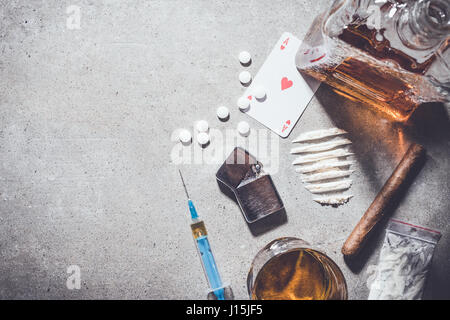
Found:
251,249 -> 347,300
299,2 -> 449,121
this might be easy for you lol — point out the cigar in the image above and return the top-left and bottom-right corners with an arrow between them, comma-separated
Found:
342,143 -> 426,257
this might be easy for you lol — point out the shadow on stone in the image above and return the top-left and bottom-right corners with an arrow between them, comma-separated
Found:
343,150 -> 427,274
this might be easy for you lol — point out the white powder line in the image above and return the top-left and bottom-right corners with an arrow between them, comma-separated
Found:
292,128 -> 347,143
290,138 -> 352,154
304,179 -> 352,194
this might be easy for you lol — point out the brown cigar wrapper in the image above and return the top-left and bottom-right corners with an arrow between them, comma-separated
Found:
341,143 -> 426,257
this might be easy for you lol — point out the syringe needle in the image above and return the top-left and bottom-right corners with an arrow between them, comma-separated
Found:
179,169 -> 226,300
178,169 -> 190,199
179,170 -> 198,219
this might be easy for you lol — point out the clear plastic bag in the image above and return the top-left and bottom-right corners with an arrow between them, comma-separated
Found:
368,219 -> 441,300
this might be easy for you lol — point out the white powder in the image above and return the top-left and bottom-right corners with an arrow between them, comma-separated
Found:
368,220 -> 441,300
313,195 -> 353,206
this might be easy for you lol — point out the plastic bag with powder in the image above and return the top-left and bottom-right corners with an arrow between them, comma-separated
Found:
368,219 -> 441,300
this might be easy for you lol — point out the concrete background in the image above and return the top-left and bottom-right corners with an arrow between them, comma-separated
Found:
0,0 -> 448,299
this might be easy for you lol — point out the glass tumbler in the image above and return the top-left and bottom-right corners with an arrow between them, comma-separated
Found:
247,237 -> 348,300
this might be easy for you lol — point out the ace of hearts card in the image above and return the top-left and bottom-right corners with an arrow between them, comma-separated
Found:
243,32 -> 320,138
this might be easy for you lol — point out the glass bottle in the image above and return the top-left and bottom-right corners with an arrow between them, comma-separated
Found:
247,237 -> 348,300
296,0 -> 450,121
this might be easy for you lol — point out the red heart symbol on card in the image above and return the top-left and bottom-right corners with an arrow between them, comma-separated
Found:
281,77 -> 293,90
282,120 -> 291,133
280,38 -> 289,50
247,95 -> 252,100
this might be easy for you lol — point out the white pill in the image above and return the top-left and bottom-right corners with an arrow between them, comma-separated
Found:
196,120 -> 209,133
237,96 -> 250,111
239,51 -> 251,65
253,85 -> 266,100
237,121 -> 250,137
197,132 -> 210,145
179,129 -> 192,145
216,106 -> 229,120
239,71 -> 252,84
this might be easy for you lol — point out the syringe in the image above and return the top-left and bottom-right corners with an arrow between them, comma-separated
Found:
179,170 -> 225,300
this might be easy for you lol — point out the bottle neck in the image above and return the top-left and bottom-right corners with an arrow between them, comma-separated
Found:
398,0 -> 450,50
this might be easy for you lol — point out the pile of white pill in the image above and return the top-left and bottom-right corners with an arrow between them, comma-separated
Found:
236,51 -> 266,109
178,129 -> 192,145
239,71 -> 252,85
216,106 -> 229,121
196,120 -> 209,133
252,85 -> 266,100
237,96 -> 250,112
178,120 -> 209,147
177,50 -> 256,148
237,121 -> 250,137
239,51 -> 251,65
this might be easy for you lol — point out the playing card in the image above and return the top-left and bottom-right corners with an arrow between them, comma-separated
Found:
244,32 -> 320,138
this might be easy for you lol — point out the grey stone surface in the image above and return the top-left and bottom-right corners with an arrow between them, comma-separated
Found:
0,0 -> 448,299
